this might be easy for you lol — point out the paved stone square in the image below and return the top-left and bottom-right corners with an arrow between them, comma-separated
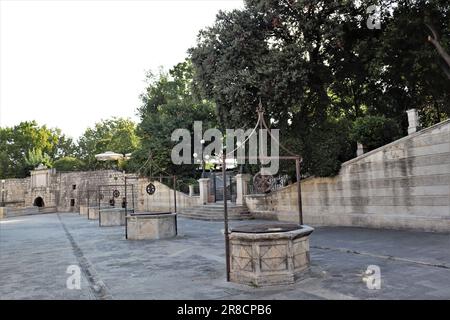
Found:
1,213 -> 449,300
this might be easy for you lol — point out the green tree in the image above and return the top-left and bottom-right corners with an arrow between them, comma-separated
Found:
369,0 -> 450,126
0,121 -> 66,178
77,117 -> 140,170
53,156 -> 85,172
190,0 -> 362,176
129,60 -> 217,177
190,0 -> 450,177
351,116 -> 402,151
54,132 -> 77,159
24,148 -> 53,170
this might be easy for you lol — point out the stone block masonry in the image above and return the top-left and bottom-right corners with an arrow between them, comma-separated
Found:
229,225 -> 314,286
1,169 -> 128,217
99,208 -> 126,226
0,169 -> 200,219
246,119 -> 450,232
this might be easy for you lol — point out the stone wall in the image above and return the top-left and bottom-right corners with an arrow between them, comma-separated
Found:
246,119 -> 450,232
1,169 -> 126,215
136,179 -> 199,212
2,178 -> 29,207
1,169 -> 202,217
55,170 -> 125,212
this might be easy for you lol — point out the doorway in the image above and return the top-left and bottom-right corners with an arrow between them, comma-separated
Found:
33,197 -> 45,207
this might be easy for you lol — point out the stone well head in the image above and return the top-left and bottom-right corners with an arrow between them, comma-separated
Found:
126,212 -> 177,240
229,223 -> 314,287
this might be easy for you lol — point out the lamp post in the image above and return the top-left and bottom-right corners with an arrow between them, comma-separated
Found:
200,139 -> 206,178
201,159 -> 206,178
194,139 -> 207,178
1,179 -> 5,207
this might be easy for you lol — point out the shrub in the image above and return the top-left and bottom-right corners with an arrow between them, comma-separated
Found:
303,118 -> 355,177
351,116 -> 402,151
274,118 -> 355,178
53,157 -> 84,172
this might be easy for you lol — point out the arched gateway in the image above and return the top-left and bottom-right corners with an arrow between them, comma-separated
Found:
33,197 -> 44,207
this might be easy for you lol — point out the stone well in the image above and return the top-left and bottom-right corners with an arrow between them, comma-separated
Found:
79,205 -> 90,216
126,212 -> 177,240
229,223 -> 314,286
99,208 -> 127,227
87,206 -> 111,220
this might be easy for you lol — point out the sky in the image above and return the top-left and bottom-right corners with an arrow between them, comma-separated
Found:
0,0 -> 244,139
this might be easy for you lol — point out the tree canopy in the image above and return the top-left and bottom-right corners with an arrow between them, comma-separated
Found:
77,117 -> 140,170
1,1 -> 449,179
53,157 -> 85,172
189,0 -> 450,176
0,117 -> 139,178
0,121 -> 76,178
128,60 -> 217,178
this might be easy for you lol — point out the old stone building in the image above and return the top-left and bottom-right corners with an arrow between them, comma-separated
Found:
0,165 -> 127,216
0,166 -> 199,218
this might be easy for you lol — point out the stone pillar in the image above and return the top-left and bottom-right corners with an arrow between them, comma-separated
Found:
188,185 -> 195,197
235,174 -> 251,206
356,142 -> 367,157
407,109 -> 420,135
198,178 -> 210,205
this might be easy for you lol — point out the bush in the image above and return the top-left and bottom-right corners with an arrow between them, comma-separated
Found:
274,118 -> 355,178
351,116 -> 402,151
303,118 -> 355,177
53,157 -> 84,172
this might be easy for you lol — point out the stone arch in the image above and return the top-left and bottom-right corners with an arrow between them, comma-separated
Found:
33,196 -> 45,207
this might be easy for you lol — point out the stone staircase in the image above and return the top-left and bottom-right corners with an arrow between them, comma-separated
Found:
178,202 -> 254,221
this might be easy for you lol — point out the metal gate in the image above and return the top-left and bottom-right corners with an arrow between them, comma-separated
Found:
209,171 -> 236,203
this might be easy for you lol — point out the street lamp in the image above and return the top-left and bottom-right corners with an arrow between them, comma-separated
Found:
1,179 -> 5,207
193,139 -> 207,178
200,139 -> 206,178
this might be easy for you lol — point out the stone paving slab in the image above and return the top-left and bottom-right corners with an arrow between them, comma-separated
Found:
1,213 -> 449,300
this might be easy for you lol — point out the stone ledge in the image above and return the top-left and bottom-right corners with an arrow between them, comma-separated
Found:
230,225 -> 314,241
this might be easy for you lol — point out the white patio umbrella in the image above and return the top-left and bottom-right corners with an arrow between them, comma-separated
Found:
94,151 -> 124,161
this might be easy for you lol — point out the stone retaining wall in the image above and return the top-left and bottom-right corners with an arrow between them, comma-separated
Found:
246,119 -> 450,232
136,180 -> 199,212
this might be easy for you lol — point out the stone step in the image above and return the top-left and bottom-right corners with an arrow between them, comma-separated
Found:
202,203 -> 243,207
179,210 -> 249,216
179,210 -> 251,217
180,207 -> 248,214
180,204 -> 246,209
179,212 -> 254,221
178,204 -> 253,221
